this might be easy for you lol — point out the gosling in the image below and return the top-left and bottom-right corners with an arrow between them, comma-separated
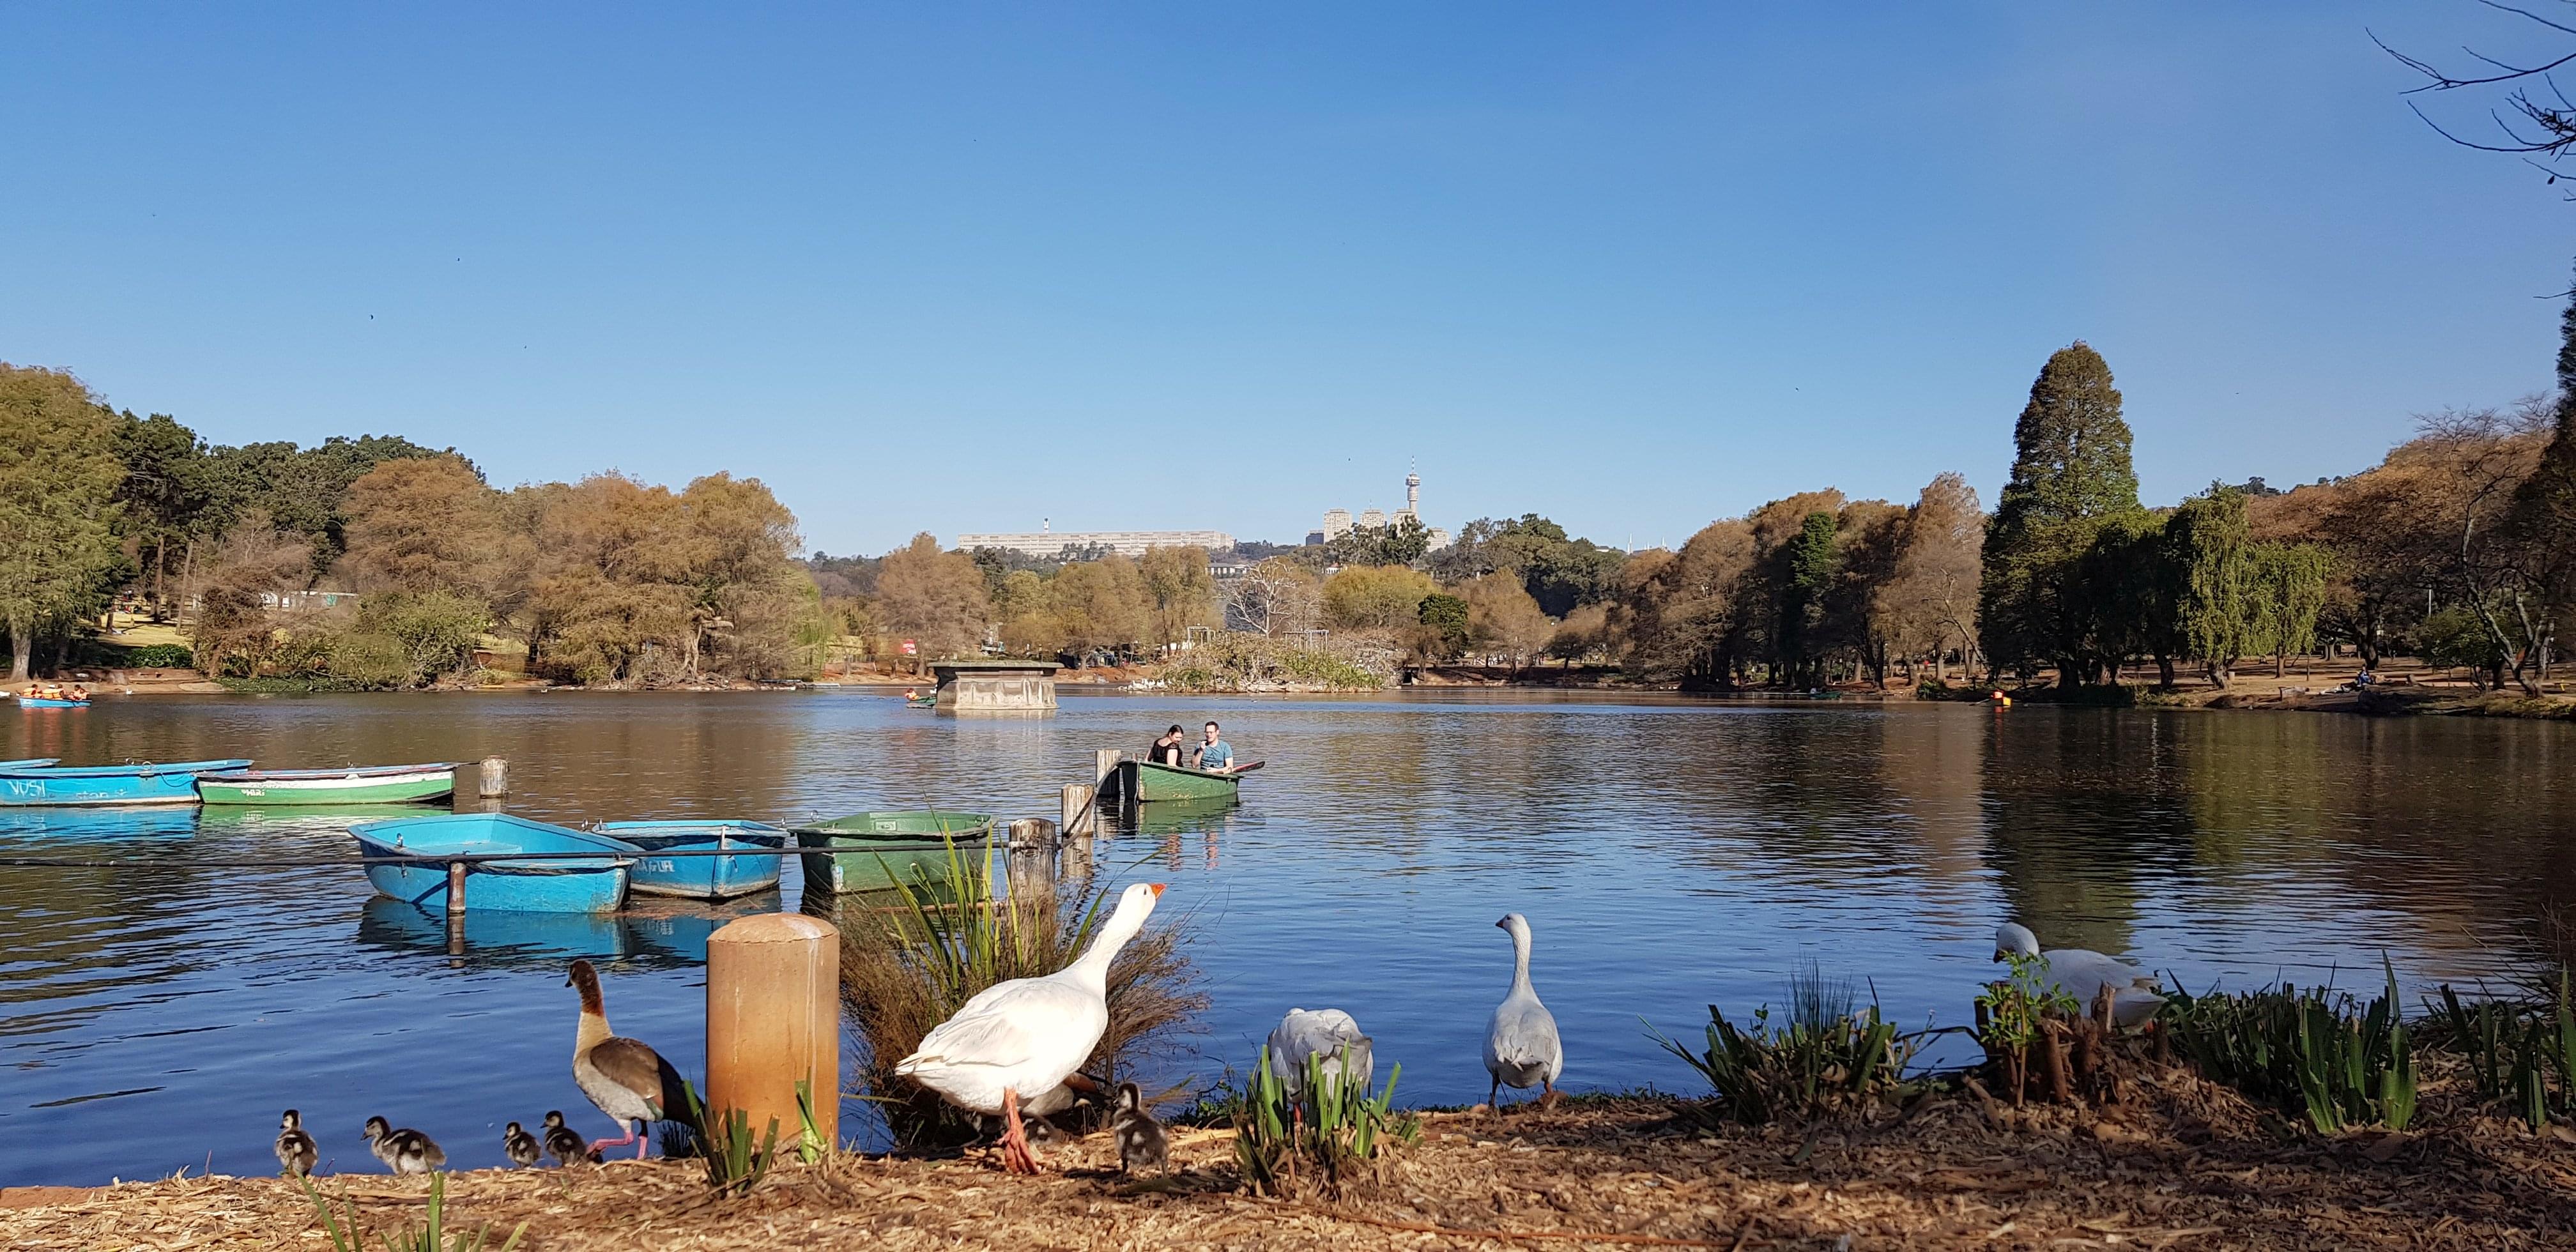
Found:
503,1120 -> 542,1168
274,1109 -> 318,1177
540,1111 -> 590,1166
1111,1082 -> 1167,1175
362,1116 -> 446,1175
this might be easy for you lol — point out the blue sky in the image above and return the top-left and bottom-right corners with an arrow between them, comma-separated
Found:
5,3 -> 2570,554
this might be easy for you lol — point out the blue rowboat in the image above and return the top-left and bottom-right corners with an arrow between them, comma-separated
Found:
594,820 -> 788,900
349,813 -> 632,914
0,760 -> 254,807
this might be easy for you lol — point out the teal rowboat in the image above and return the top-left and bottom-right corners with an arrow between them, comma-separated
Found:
196,763 -> 460,805
1115,758 -> 1243,802
0,760 -> 253,806
790,810 -> 996,894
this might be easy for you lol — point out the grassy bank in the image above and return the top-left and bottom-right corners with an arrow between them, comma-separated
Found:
6,1079 -> 2570,1250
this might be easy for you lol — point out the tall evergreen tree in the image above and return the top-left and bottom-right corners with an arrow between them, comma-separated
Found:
1979,342 -> 2143,687
2514,258 -> 2576,635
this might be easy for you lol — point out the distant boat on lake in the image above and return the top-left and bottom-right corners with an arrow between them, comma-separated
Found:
595,820 -> 787,899
349,813 -> 632,913
0,760 -> 254,807
12,694 -> 90,709
197,763 -> 459,806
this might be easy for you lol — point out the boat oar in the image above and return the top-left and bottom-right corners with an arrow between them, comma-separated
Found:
1225,760 -> 1265,775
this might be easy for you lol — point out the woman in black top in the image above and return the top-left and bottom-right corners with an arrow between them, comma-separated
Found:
1145,725 -> 1187,767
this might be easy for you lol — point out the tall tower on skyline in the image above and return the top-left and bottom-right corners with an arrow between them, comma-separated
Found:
1405,464 -> 1420,519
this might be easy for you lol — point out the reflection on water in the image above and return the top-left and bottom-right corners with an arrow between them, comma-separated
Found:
0,692 -> 2570,1184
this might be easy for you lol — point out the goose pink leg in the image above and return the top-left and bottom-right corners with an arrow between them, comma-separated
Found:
589,1122 -> 641,1157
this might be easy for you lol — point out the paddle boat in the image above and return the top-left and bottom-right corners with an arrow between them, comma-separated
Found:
0,760 -> 254,807
13,693 -> 90,709
594,819 -> 788,899
196,763 -> 459,805
348,813 -> 633,913
790,809 -> 996,894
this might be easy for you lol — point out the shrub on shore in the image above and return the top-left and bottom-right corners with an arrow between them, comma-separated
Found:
1162,631 -> 1391,692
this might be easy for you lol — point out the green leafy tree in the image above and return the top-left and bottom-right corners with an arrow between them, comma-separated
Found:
1324,515 -> 1432,568
0,366 -> 128,679
1416,592 -> 1469,659
1980,342 -> 2144,687
1322,565 -> 1440,631
1778,511 -> 1839,685
2167,486 -> 2260,687
112,411 -> 211,613
2247,544 -> 2331,679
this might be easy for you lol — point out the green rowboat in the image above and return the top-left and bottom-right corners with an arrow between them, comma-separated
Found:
195,763 -> 459,805
790,809 -> 997,894
1116,758 -> 1243,802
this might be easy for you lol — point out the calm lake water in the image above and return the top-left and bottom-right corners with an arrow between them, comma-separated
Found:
3,691 -> 2572,1185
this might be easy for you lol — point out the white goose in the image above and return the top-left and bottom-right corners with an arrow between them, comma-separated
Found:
897,881 -> 1165,1172
1483,913 -> 1563,1110
1266,1007 -> 1374,1103
1993,922 -> 2165,1027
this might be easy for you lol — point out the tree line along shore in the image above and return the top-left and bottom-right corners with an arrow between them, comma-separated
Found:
4,285 -> 2573,705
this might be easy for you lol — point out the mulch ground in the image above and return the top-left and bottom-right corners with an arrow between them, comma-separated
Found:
8,1071 -> 2575,1249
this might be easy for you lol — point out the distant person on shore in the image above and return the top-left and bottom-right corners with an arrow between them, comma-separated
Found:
1145,725 -> 1187,768
1191,721 -> 1237,774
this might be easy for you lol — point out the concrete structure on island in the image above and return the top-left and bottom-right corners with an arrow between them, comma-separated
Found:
955,526 -> 1235,558
929,659 -> 1061,712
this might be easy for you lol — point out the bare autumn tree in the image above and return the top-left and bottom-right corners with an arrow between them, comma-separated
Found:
1877,472 -> 1985,683
874,533 -> 993,660
1222,558 -> 1320,636
2414,401 -> 2555,692
2379,3 -> 2576,187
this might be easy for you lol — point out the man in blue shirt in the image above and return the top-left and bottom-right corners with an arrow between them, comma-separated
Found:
1191,720 -> 1237,773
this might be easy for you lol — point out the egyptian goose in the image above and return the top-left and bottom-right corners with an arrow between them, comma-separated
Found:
362,1117 -> 445,1175
503,1120 -> 541,1167
1111,1081 -> 1167,1174
540,1110 -> 589,1166
1483,913 -> 1563,1111
1993,922 -> 2165,1027
274,1109 -> 318,1177
896,882 -> 1165,1172
565,959 -> 698,1159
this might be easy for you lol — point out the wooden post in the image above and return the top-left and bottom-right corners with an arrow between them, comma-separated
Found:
706,914 -> 839,1157
1094,748 -> 1122,786
1006,817 -> 1059,848
1060,783 -> 1095,839
446,861 -> 467,915
478,756 -> 509,798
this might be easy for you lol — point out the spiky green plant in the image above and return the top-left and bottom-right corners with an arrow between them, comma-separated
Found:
2436,969 -> 2576,1129
677,1082 -> 780,1197
298,1174 -> 526,1252
1232,1044 -> 1414,1197
1649,972 -> 1919,1126
2159,959 -> 2415,1134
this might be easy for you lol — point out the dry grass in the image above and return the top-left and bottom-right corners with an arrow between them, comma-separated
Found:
838,853 -> 1206,1151
10,1074 -> 2576,1250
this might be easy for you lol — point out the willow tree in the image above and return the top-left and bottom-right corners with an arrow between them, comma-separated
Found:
2165,486 -> 2258,687
1980,342 -> 2143,687
0,366 -> 127,679
2248,544 -> 2331,678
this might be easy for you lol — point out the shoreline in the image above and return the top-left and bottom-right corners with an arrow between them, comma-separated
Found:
4,1085 -> 2566,1249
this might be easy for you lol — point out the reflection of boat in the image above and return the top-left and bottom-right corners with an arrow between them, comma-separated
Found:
197,802 -> 448,832
620,895 -> 782,963
0,806 -> 199,839
349,813 -> 632,913
0,760 -> 254,807
790,811 -> 995,894
595,820 -> 787,899
1111,759 -> 1243,802
1129,794 -> 1240,835
355,897 -> 666,969
0,758 -> 58,769
197,763 -> 459,805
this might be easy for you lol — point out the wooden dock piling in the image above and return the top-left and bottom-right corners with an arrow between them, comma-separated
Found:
445,861 -> 466,915
478,756 -> 509,798
705,914 -> 839,1155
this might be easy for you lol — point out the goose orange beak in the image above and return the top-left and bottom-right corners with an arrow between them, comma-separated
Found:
1147,883 -> 1167,897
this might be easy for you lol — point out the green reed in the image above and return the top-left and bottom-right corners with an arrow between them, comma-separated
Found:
1232,1044 -> 1414,1198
